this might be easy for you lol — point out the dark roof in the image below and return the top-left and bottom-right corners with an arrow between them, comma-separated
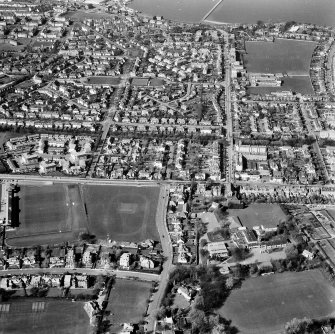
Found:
207,230 -> 225,242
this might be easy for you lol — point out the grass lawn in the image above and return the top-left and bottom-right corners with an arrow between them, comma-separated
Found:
244,39 -> 317,75
229,204 -> 287,229
7,183 -> 88,247
218,270 -> 335,334
149,78 -> 165,87
86,76 -> 121,86
132,78 -> 149,86
82,184 -> 160,242
0,299 -> 91,334
106,279 -> 152,331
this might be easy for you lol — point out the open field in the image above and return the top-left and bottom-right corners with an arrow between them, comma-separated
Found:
63,10 -> 113,20
7,183 -> 88,247
83,184 -> 160,242
150,78 -> 165,87
247,76 -> 314,95
0,299 -> 91,334
229,204 -> 287,229
244,39 -> 316,75
132,78 -> 149,86
106,279 -> 152,332
86,76 -> 121,86
219,270 -> 335,334
0,44 -> 25,52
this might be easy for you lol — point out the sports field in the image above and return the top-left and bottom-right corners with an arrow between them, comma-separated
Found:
0,299 -> 91,334
219,270 -> 335,334
229,204 -> 287,229
106,279 -> 152,332
6,183 -> 88,247
86,76 -> 121,86
244,39 -> 317,75
83,184 -> 160,242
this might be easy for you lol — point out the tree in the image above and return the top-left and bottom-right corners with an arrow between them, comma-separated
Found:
211,323 -> 227,334
285,244 -> 299,260
230,247 -> 249,262
225,277 -> 234,289
285,317 -> 313,334
189,309 -> 209,333
79,232 -> 96,243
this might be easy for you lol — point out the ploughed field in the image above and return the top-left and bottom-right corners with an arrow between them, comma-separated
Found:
82,184 -> 160,242
218,270 -> 335,334
7,183 -> 88,247
0,299 -> 91,334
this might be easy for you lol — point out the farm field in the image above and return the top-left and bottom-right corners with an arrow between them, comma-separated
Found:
82,184 -> 160,242
106,279 -> 153,332
218,270 -> 335,334
6,183 -> 88,247
0,299 -> 91,334
229,204 -> 287,229
247,76 -> 314,95
244,39 -> 317,75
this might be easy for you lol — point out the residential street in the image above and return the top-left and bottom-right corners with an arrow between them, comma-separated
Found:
145,184 -> 173,333
0,267 -> 160,281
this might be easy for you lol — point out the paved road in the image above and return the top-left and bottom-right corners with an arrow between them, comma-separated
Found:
223,30 -> 234,196
145,184 -> 173,333
0,267 -> 159,281
0,173 -> 198,186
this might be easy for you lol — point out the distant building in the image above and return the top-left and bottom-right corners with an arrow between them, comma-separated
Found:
207,241 -> 229,258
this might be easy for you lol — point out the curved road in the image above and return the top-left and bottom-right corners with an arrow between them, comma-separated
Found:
145,184 -> 173,333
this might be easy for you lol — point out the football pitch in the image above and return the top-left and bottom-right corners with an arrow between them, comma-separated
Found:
0,299 -> 91,334
219,270 -> 335,334
6,183 -> 88,247
83,184 -> 160,242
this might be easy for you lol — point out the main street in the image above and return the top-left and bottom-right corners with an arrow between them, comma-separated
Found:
222,30 -> 234,196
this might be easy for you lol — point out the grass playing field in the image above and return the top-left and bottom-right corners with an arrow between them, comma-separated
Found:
218,270 -> 335,334
82,184 -> 160,242
244,39 -> 317,75
106,279 -> 152,332
0,299 -> 91,334
6,183 -> 88,247
229,204 -> 287,229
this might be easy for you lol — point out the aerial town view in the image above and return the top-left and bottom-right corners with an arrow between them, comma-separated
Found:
2,0 -> 335,333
